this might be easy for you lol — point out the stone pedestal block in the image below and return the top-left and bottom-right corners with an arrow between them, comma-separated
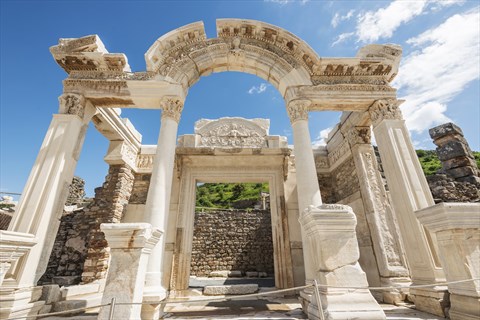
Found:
0,231 -> 37,286
416,203 -> 480,320
97,223 -> 162,320
298,204 -> 385,320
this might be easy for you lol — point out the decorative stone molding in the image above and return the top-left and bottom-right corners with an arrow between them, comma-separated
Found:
346,126 -> 371,146
287,100 -> 310,124
0,231 -> 37,285
59,93 -> 86,119
104,140 -> 139,169
160,97 -> 184,123
369,99 -> 403,127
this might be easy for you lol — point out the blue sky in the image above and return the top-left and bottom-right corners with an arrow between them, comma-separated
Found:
1,0 -> 479,198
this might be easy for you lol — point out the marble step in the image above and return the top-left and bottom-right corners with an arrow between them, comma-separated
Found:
204,284 -> 259,296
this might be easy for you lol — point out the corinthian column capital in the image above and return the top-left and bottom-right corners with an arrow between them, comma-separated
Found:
346,126 -> 371,147
160,96 -> 184,123
368,99 -> 404,128
287,100 -> 311,124
59,93 -> 86,119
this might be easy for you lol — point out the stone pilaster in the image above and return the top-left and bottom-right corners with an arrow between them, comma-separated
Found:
369,99 -> 448,316
345,125 -> 411,303
298,204 -> 385,320
141,96 -> 183,319
287,99 -> 322,285
81,164 -> 135,284
416,203 -> 480,320
98,223 -> 161,320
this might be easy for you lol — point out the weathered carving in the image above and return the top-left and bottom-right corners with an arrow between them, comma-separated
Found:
369,99 -> 403,127
328,138 -> 350,166
59,93 -> 85,118
136,154 -> 154,170
315,156 -> 329,170
287,100 -> 310,124
161,97 -> 184,123
346,127 -> 371,146
196,118 -> 268,148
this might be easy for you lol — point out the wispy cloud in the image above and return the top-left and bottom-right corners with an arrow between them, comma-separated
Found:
394,8 -> 480,133
331,10 -> 355,28
248,83 -> 268,94
333,0 -> 465,45
312,127 -> 332,147
264,0 -> 309,5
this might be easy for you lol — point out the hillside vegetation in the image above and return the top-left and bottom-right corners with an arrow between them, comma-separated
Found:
196,182 -> 269,209
416,149 -> 480,176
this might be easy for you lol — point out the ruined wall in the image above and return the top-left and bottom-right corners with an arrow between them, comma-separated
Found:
330,156 -> 361,202
190,210 -> 274,277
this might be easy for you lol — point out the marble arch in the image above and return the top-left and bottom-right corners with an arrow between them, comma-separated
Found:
3,18 -> 475,320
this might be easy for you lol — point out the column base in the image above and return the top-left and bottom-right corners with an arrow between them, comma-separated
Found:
299,288 -> 386,320
0,287 -> 44,319
409,286 -> 449,317
380,277 -> 411,304
448,294 -> 480,320
141,286 -> 168,320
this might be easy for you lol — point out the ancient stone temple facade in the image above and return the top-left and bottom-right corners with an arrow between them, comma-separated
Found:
1,19 -> 479,320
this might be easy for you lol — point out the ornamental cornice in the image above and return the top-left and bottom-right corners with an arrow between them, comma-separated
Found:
369,99 -> 404,127
160,97 -> 184,123
59,93 -> 86,119
287,100 -> 311,124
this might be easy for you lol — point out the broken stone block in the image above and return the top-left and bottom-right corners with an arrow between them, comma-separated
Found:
40,284 -> 61,304
429,122 -> 463,141
436,141 -> 471,161
203,284 -> 258,295
446,166 -> 476,179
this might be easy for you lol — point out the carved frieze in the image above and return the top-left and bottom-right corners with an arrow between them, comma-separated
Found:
346,126 -> 371,146
161,97 -> 184,123
287,100 -> 310,124
136,154 -> 154,170
369,99 -> 403,127
59,93 -> 85,118
328,138 -> 350,166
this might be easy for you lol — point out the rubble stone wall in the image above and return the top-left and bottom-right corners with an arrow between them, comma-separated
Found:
81,164 -> 134,283
190,209 -> 274,277
331,156 -> 360,202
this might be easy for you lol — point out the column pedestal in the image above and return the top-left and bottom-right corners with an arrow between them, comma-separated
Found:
299,204 -> 385,320
416,203 -> 480,320
98,223 -> 161,320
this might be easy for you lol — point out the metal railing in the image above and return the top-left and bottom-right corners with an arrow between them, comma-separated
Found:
6,278 -> 479,320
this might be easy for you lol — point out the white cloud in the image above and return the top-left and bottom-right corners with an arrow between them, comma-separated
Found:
331,32 -> 354,47
394,8 -> 480,133
312,127 -> 332,146
331,10 -> 355,28
356,0 -> 428,43
264,0 -> 309,5
248,83 -> 268,94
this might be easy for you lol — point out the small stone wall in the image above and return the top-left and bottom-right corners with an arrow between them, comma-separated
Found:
331,156 -> 360,202
190,209 -> 274,277
129,173 -> 151,204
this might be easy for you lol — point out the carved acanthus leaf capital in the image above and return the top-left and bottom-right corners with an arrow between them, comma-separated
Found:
59,93 -> 86,119
160,97 -> 184,123
346,126 -> 371,146
369,99 -> 403,127
287,100 -> 311,124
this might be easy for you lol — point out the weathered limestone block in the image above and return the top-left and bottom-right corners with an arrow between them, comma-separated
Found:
203,284 -> 258,295
298,204 -> 385,320
98,223 -> 162,320
416,203 -> 480,320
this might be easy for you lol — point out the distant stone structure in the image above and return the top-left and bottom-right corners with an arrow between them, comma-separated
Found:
427,122 -> 479,203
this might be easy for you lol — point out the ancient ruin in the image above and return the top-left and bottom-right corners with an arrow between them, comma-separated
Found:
1,19 -> 479,320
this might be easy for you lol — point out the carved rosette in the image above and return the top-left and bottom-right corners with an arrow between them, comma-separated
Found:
369,99 -> 403,128
287,100 -> 311,124
59,93 -> 86,119
160,97 -> 184,123
346,126 -> 371,146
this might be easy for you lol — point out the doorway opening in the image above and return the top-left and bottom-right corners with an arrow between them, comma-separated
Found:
189,182 -> 275,289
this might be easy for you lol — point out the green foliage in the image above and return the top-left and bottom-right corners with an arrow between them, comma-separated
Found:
473,151 -> 480,169
195,182 -> 269,209
416,149 -> 442,176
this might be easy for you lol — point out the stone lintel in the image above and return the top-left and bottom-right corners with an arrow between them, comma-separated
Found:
416,203 -> 480,233
100,223 -> 162,250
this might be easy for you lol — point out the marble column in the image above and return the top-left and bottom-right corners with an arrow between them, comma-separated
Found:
416,203 -> 480,320
1,94 -> 94,319
345,126 -> 411,303
286,100 -> 322,285
98,223 -> 161,320
369,99 -> 447,316
141,97 -> 183,319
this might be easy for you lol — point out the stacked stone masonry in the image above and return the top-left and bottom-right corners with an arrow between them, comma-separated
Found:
81,164 -> 134,284
190,210 -> 274,277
